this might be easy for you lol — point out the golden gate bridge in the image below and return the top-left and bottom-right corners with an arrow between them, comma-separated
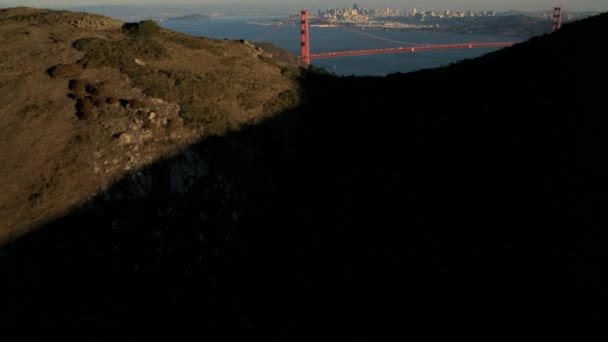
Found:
295,7 -> 564,65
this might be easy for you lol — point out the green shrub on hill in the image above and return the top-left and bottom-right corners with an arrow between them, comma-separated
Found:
121,20 -> 161,41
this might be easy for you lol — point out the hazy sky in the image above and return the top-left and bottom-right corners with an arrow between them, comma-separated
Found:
1,1 -> 607,12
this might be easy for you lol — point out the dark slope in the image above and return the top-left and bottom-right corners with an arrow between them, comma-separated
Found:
1,12 -> 607,339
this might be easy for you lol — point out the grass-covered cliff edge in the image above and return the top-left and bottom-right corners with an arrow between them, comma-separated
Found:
1,7 -> 606,338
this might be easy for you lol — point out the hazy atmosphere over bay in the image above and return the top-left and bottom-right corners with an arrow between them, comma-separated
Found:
1,0 -> 607,12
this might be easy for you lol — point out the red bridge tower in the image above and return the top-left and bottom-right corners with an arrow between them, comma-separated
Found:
300,9 -> 310,64
552,6 -> 563,32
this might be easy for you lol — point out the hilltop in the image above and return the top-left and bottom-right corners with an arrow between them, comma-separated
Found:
0,7 -> 607,338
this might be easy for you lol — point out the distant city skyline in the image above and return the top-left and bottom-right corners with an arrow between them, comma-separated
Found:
1,1 -> 607,13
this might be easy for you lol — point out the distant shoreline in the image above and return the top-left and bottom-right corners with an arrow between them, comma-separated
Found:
167,14 -> 211,21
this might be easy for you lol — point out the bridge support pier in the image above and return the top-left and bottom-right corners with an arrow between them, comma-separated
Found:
300,9 -> 310,65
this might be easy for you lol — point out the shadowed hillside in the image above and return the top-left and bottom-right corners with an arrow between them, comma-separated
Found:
1,8 -> 607,339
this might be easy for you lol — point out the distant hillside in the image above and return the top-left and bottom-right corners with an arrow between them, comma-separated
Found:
0,7 -> 606,339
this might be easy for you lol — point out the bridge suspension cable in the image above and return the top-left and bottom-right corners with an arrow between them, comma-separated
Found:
253,24 -> 286,43
334,13 -> 552,47
334,24 -> 427,46
466,16 -> 548,44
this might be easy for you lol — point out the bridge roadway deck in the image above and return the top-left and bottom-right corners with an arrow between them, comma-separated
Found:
308,42 -> 515,60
